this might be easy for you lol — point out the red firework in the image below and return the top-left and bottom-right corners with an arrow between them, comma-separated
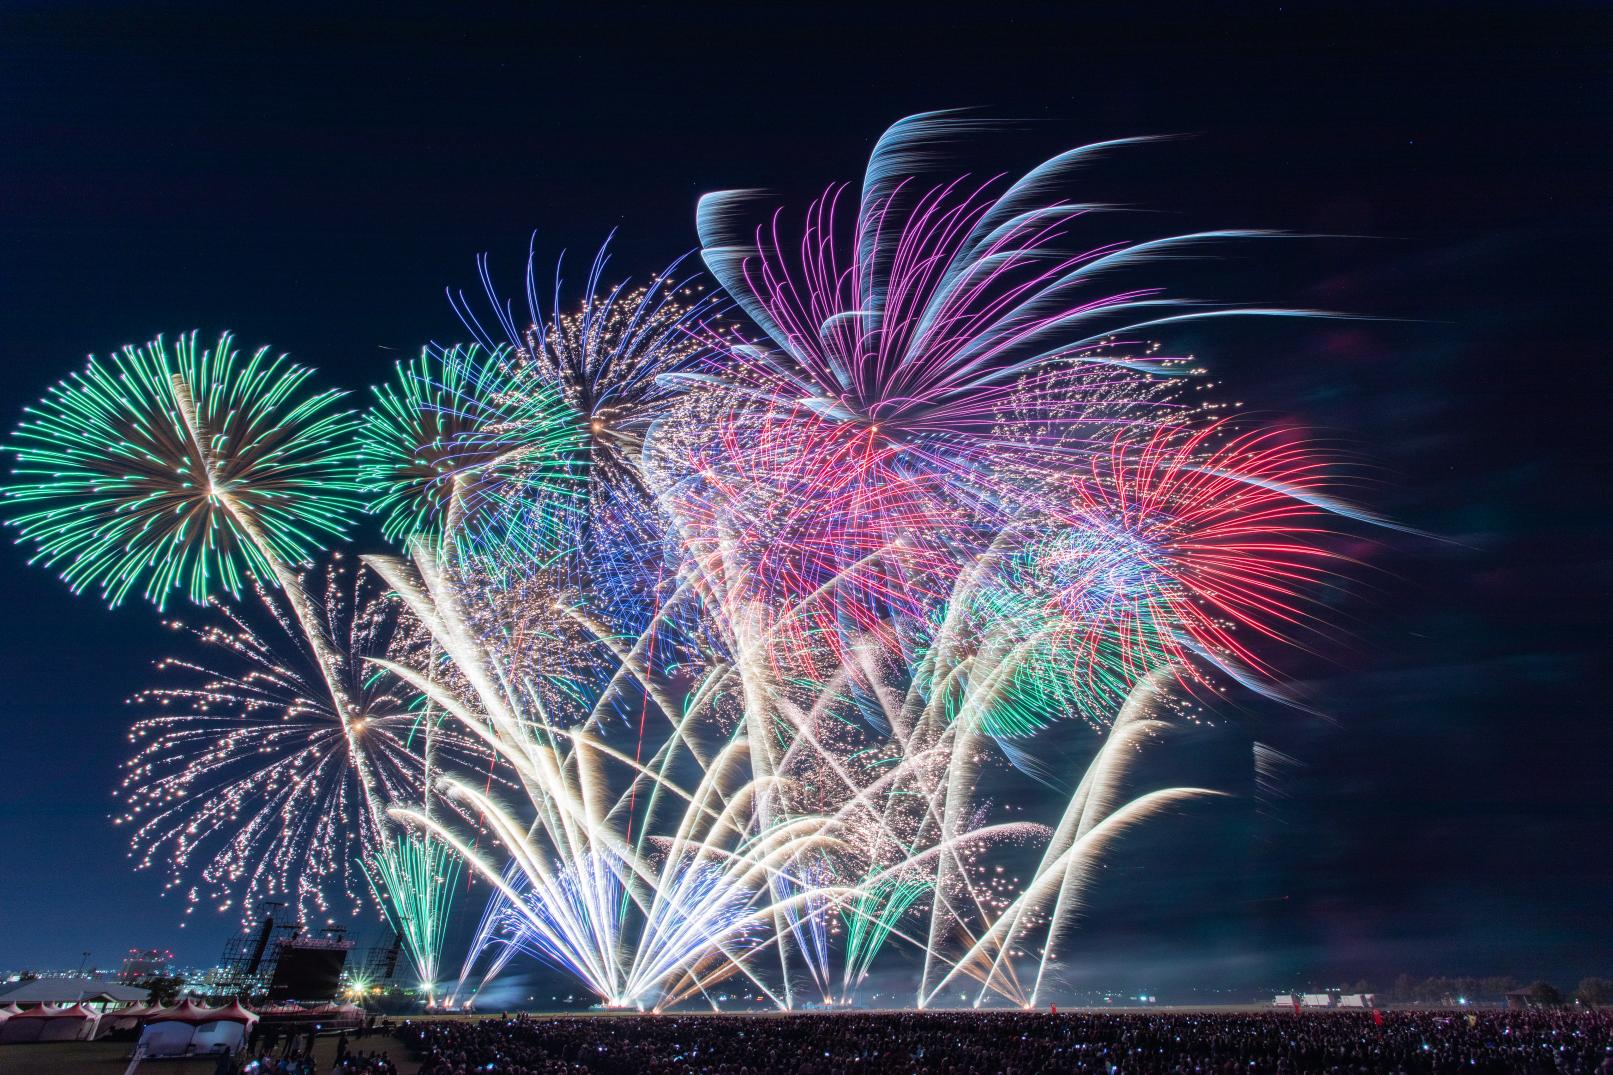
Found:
1062,421 -> 1350,682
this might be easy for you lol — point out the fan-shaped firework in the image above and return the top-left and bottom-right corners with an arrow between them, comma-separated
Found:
662,124 -> 1250,660
695,112 -> 1284,460
360,342 -> 586,566
4,331 -> 362,609
371,547 -> 821,1009
366,830 -> 463,998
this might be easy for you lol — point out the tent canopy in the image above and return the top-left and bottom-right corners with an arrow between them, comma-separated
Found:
147,999 -> 219,1025
51,1004 -> 98,1019
0,978 -> 149,1005
202,1001 -> 258,1025
0,1003 -> 98,1043
11,1005 -> 66,1018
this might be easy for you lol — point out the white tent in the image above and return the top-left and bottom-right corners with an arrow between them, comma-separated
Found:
137,1018 -> 196,1057
96,1001 -> 153,1038
190,1000 -> 257,1054
0,978 -> 148,1009
0,1003 -> 19,1024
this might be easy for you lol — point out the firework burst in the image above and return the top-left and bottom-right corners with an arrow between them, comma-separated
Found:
3,115 -> 1383,1013
116,560 -> 492,923
360,342 -> 586,567
450,238 -> 725,634
4,331 -> 362,609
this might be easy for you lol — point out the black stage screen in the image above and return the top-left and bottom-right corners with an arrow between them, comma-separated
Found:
267,941 -> 348,1002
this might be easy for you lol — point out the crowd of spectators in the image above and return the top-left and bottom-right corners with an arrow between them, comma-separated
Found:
399,1007 -> 1613,1074
232,1025 -> 399,1074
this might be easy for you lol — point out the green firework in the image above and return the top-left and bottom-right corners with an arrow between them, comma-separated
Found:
359,343 -> 586,563
843,874 -> 929,990
3,331 -> 363,609
365,829 -> 463,996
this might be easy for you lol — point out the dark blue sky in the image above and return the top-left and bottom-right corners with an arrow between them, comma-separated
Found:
1,2 -> 1609,994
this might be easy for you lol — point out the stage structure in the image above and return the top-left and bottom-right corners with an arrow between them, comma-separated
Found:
214,904 -> 394,1002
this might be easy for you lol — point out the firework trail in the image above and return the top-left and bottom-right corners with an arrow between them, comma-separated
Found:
369,545 -> 842,1009
633,113 -> 1362,1004
366,829 -> 464,999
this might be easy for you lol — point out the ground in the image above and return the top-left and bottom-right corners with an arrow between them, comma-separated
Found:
0,1035 -> 420,1074
0,1007 -> 1463,1073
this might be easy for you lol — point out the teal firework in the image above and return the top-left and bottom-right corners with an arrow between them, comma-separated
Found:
360,343 -> 587,565
4,332 -> 362,609
946,519 -> 1180,737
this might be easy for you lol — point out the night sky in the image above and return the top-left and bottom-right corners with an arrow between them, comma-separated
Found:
2,2 -> 1609,996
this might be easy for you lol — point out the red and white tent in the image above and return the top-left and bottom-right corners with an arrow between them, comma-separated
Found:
139,1001 -> 211,1056
145,999 -> 219,1024
0,1005 -> 55,1043
190,1000 -> 257,1054
197,1001 -> 254,1025
138,999 -> 257,1057
0,1003 -> 99,1043
39,1004 -> 99,1042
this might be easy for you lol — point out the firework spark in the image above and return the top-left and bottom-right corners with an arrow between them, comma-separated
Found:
117,560 -> 492,924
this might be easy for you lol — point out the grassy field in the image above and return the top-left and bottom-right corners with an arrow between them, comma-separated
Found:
0,1035 -> 420,1075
